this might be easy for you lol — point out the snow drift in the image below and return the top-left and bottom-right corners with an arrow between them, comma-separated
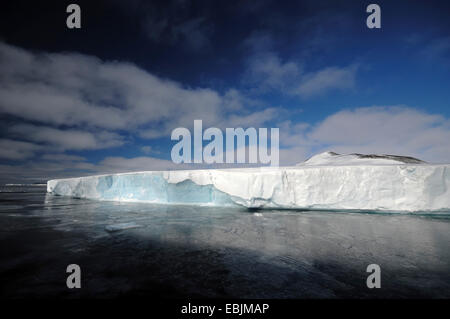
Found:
47,152 -> 450,212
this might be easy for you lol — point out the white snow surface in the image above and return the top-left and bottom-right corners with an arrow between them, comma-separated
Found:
47,152 -> 450,212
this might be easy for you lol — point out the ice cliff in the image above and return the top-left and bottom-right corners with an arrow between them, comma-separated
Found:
47,152 -> 450,212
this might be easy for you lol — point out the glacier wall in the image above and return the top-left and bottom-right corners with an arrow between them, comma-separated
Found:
47,165 -> 450,212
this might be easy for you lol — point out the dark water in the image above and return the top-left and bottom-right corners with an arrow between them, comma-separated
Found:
1,185 -> 450,299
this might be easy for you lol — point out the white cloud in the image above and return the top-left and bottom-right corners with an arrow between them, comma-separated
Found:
223,107 -> 279,128
140,146 -> 162,155
139,2 -> 214,52
0,42 -> 270,142
245,53 -> 300,92
141,146 -> 152,154
244,50 -> 358,98
279,106 -> 450,165
0,154 -> 189,183
0,42 -> 205,132
418,36 -> 450,62
96,156 -> 189,173
40,154 -> 86,162
0,41 -> 284,172
279,146 -> 310,166
405,34 -> 450,66
0,139 -> 41,160
0,160 -> 96,183
294,65 -> 358,97
9,124 -> 124,151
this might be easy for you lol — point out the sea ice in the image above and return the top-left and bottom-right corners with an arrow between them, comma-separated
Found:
104,222 -> 143,232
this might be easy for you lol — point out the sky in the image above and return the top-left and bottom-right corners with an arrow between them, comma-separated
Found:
0,0 -> 450,183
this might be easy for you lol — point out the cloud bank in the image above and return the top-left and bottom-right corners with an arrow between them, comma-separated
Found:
0,42 -> 449,182
0,41 -> 274,164
279,106 -> 450,165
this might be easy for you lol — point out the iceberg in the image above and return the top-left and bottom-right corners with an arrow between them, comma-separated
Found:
47,152 -> 450,212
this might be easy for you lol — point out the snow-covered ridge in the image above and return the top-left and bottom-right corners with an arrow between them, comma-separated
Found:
47,152 -> 450,212
298,151 -> 426,166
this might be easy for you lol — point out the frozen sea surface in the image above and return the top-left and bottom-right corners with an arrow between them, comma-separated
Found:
1,185 -> 450,298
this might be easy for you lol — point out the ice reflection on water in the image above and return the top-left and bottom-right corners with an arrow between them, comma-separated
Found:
1,186 -> 450,298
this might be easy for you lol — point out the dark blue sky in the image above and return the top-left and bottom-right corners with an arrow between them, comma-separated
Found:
0,0 -> 450,182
